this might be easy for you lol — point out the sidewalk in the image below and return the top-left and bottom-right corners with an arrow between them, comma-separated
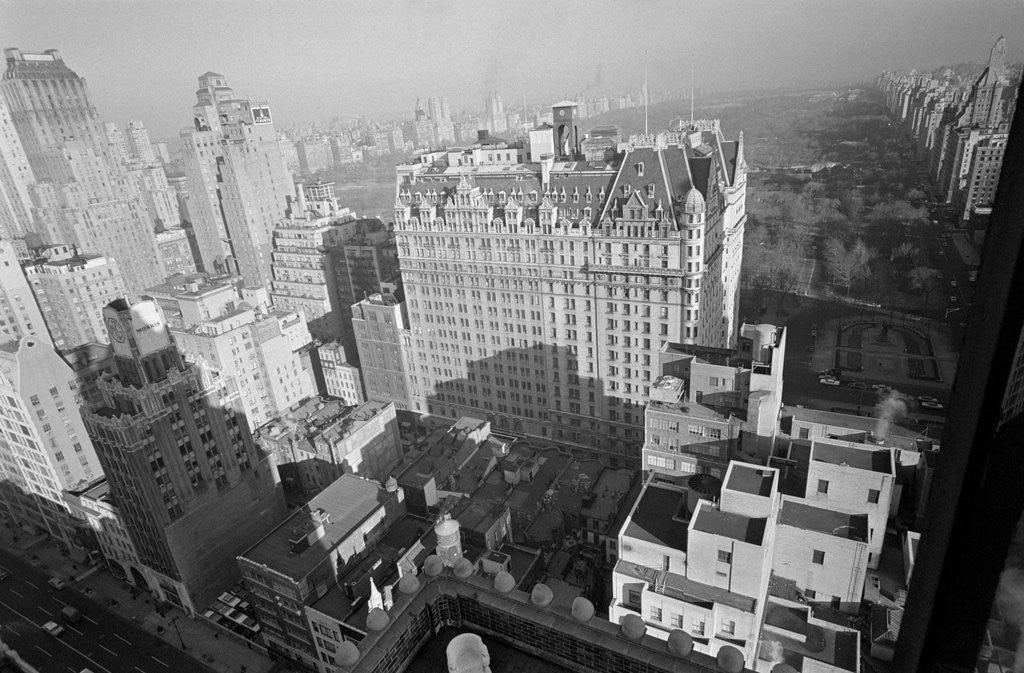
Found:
1,527 -> 292,673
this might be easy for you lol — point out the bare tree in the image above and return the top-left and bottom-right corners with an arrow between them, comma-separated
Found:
824,236 -> 875,296
907,266 -> 942,308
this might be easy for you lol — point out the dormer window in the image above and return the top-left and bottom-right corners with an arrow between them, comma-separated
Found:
647,183 -> 656,198
499,190 -> 506,202
586,188 -> 593,203
573,189 -> 579,203
637,162 -> 645,177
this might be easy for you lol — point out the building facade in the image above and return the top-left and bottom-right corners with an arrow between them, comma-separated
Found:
0,336 -> 103,544
25,245 -> 128,350
351,292 -> 412,410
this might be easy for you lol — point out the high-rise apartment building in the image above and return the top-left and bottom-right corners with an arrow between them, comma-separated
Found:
128,163 -> 181,231
0,95 -> 34,240
25,244 -> 128,350
154,228 -> 198,278
125,119 -> 156,164
154,275 -> 316,431
103,121 -> 131,163
0,239 -> 48,345
394,111 -> 746,462
81,298 -> 287,614
179,72 -> 292,285
352,291 -> 412,410
1,49 -> 163,296
0,336 -> 103,544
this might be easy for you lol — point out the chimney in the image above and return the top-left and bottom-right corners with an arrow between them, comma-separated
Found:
477,129 -> 488,141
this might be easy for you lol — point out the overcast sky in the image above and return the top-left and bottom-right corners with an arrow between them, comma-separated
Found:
3,0 -> 1023,138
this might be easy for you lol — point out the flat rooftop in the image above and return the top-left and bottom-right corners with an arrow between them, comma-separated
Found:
623,484 -> 689,550
778,499 -> 869,543
811,439 -> 894,475
691,504 -> 767,545
240,474 -> 394,581
725,464 -> 776,497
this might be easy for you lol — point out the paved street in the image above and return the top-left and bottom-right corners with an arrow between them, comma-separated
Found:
0,550 -> 210,673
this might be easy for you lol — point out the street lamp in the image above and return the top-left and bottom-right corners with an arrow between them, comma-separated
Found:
169,616 -> 187,650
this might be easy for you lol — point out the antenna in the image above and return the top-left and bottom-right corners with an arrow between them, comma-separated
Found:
644,54 -> 649,135
690,66 -> 695,123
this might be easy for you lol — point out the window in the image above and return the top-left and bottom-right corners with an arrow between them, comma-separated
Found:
718,550 -> 732,563
709,376 -> 719,386
804,589 -> 817,600
671,613 -> 684,628
798,427 -> 810,439
649,606 -> 662,622
29,395 -> 40,406
691,617 -> 705,634
722,619 -> 736,635
627,588 -> 641,606
813,550 -> 825,565
817,479 -> 829,494
868,489 -> 881,504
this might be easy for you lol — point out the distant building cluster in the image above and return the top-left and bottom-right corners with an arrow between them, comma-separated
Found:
878,36 -> 1019,232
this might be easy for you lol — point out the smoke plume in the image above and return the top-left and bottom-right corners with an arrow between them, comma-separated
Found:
873,389 -> 908,440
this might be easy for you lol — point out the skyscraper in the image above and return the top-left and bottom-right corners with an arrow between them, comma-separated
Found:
179,72 -> 293,286
394,113 -> 746,463
0,48 -> 163,295
0,95 -> 35,240
125,119 -> 156,164
81,298 -> 287,613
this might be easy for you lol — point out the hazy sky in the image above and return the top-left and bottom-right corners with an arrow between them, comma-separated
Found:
3,0 -> 1023,139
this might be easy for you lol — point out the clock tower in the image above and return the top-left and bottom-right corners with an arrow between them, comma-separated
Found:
551,100 -> 579,160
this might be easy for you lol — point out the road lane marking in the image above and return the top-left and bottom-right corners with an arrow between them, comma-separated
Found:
134,667 -> 148,673
83,614 -> 98,625
114,633 -> 132,645
0,598 -> 113,673
2,623 -> 19,635
54,597 -> 68,606
99,644 -> 118,656
9,588 -> 23,597
68,624 -> 85,635
23,580 -> 37,588
150,656 -> 169,668
35,645 -> 52,657
37,606 -> 52,615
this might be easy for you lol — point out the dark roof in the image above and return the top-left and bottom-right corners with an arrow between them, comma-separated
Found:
623,484 -> 689,550
812,440 -> 894,475
691,505 -> 767,545
725,464 -> 776,497
778,500 -> 869,543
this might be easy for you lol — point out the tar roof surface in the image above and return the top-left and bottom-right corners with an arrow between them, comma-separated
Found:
812,440 -> 894,474
726,464 -> 777,497
778,499 -> 869,542
623,484 -> 689,550
691,505 -> 767,545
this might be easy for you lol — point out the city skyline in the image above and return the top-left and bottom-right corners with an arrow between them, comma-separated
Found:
2,0 -> 1023,137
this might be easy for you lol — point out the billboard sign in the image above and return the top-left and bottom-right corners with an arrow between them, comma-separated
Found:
251,106 -> 272,124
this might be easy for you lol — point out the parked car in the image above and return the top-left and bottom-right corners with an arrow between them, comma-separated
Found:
48,577 -> 66,590
870,384 -> 889,391
920,400 -> 944,410
848,381 -> 868,389
818,376 -> 841,386
61,606 -> 82,624
950,280 -> 958,287
42,620 -> 64,636
918,395 -> 940,403
949,295 -> 958,303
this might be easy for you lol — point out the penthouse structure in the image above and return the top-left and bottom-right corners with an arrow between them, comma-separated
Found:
611,462 -> 864,671
643,323 -> 787,480
255,397 -> 402,498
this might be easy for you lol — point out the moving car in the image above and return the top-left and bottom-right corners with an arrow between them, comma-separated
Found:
918,395 -> 940,403
48,577 -> 66,590
818,376 -> 840,386
870,383 -> 889,391
42,620 -> 64,636
920,400 -> 944,411
949,295 -> 958,303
